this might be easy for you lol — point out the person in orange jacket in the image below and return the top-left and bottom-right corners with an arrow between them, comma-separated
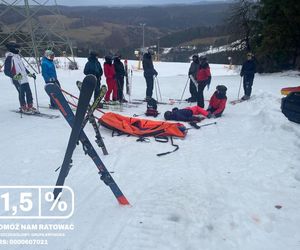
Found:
164,85 -> 227,121
206,85 -> 227,118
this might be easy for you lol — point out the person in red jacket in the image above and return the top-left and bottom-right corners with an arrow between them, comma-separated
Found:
196,55 -> 211,108
164,85 -> 227,121
164,105 -> 208,122
104,55 -> 118,102
206,85 -> 227,118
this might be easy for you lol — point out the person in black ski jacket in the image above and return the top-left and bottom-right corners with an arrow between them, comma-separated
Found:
113,55 -> 127,102
186,54 -> 199,102
83,51 -> 103,101
142,50 -> 158,100
240,52 -> 256,100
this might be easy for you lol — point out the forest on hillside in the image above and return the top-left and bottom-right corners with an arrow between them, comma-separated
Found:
0,1 -> 299,72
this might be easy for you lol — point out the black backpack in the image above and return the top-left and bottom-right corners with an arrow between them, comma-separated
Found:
281,92 -> 300,124
145,98 -> 159,117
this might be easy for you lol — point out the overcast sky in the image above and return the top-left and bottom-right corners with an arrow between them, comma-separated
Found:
56,0 -> 228,6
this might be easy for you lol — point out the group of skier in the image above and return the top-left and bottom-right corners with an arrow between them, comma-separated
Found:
3,41 -> 256,123
162,52 -> 256,122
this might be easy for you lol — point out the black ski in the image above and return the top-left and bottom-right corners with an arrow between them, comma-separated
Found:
54,75 -> 96,198
45,77 -> 129,205
77,81 -> 108,155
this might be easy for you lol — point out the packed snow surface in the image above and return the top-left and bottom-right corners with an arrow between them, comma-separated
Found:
0,58 -> 299,250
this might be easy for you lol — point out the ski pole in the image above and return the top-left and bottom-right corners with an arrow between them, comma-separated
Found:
198,121 -> 217,128
180,76 -> 189,102
237,76 -> 242,100
155,76 -> 162,102
154,76 -> 159,101
33,78 -> 40,112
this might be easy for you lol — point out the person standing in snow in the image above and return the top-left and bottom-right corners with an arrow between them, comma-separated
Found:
113,54 -> 127,103
164,85 -> 227,121
240,52 -> 256,100
186,54 -> 199,102
83,51 -> 103,102
4,41 -> 36,112
41,49 -> 60,109
196,55 -> 211,108
103,55 -> 118,103
142,49 -> 158,101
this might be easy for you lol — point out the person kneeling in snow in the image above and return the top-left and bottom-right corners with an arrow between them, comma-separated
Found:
164,85 -> 227,121
206,85 -> 227,118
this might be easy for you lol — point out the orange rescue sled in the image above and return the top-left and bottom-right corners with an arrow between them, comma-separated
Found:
99,112 -> 187,138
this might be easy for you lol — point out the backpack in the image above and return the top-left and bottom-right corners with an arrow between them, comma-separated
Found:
145,98 -> 159,117
281,91 -> 300,124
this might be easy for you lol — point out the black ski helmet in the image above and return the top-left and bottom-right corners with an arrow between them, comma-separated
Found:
164,111 -> 172,120
104,55 -> 112,63
199,55 -> 207,62
89,50 -> 98,57
192,54 -> 199,63
5,41 -> 20,53
216,85 -> 227,94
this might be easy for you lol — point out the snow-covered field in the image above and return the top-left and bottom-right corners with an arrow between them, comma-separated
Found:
0,58 -> 300,250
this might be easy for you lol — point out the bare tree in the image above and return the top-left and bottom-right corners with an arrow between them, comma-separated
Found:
227,0 -> 257,52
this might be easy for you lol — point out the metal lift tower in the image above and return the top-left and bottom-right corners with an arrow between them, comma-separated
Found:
0,0 -> 76,72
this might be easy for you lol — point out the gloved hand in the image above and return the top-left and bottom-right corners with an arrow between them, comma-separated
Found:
240,73 -> 243,77
207,112 -> 215,119
13,73 -> 22,81
28,73 -> 36,80
207,83 -> 210,90
154,70 -> 158,77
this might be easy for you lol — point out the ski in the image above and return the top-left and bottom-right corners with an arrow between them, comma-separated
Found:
230,95 -> 256,105
45,78 -> 129,205
230,99 -> 245,105
132,99 -> 169,105
52,75 -> 96,199
77,81 -> 108,155
11,110 -> 59,119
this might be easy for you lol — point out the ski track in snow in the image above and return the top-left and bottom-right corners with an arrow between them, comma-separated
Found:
0,58 -> 300,250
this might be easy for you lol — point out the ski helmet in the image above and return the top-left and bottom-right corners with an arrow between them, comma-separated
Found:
5,41 -> 20,53
164,111 -> 173,120
192,54 -> 199,63
105,55 -> 112,63
216,85 -> 227,94
45,49 -> 55,59
89,50 -> 98,57
199,55 -> 207,62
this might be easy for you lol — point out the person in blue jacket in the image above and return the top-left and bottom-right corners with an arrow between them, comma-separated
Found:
41,50 -> 60,108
